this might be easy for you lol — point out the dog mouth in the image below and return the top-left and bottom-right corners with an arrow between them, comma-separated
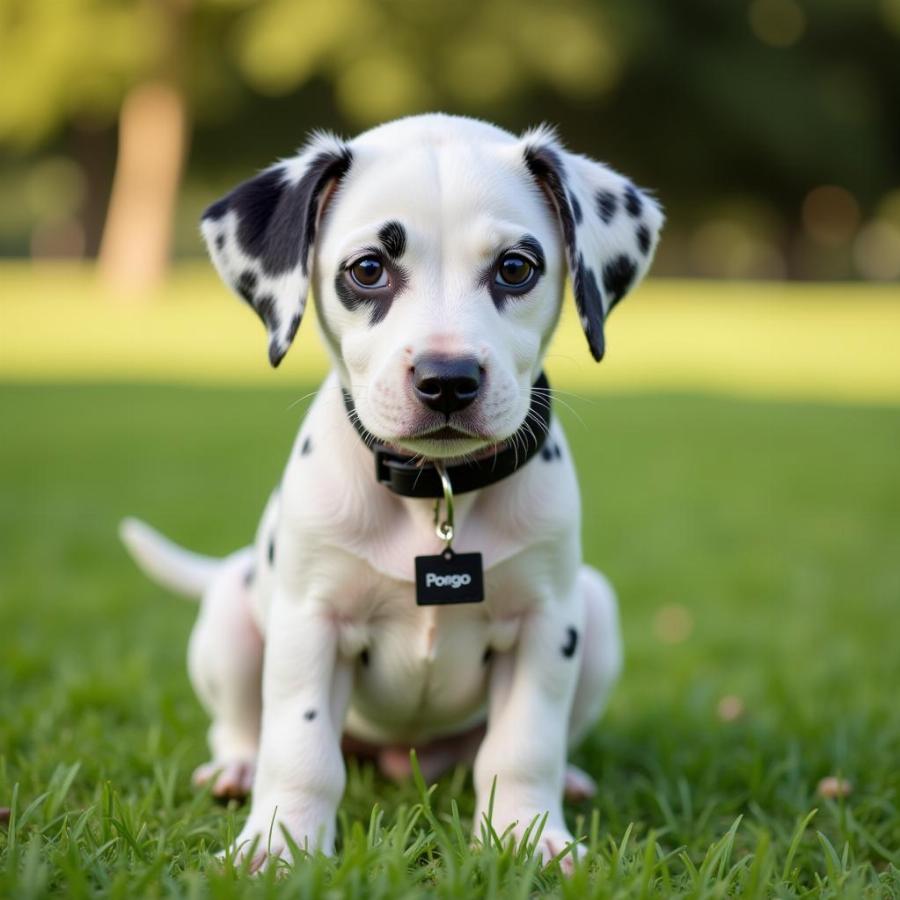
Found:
416,424 -> 483,441
384,419 -> 504,459
356,394 -> 527,459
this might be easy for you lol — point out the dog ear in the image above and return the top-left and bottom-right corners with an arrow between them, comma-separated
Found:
522,128 -> 663,361
200,134 -> 353,367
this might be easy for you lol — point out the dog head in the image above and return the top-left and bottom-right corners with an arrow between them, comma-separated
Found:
202,114 -> 663,459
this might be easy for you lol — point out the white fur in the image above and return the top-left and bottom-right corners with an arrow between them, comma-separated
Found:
124,114 -> 661,870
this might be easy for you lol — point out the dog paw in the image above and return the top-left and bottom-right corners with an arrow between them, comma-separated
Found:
532,827 -> 586,875
219,827 -> 288,874
193,759 -> 255,800
563,764 -> 597,802
221,808 -> 335,871
476,811 -> 585,875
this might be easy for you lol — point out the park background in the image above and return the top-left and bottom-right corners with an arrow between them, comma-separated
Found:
1,1 -> 899,897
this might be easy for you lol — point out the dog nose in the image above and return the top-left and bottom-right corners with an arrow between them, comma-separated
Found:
412,355 -> 482,415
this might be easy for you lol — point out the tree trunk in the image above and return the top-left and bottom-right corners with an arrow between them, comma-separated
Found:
98,0 -> 191,294
73,122 -> 118,259
97,81 -> 188,293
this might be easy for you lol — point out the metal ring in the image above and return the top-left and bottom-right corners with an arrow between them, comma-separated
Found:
434,463 -> 455,545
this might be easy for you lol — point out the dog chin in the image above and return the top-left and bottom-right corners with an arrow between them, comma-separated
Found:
393,434 -> 495,461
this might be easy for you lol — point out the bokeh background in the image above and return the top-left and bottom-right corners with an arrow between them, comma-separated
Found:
2,0 -> 900,281
1,3 -> 900,894
2,0 -> 900,396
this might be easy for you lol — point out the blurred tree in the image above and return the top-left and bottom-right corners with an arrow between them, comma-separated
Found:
0,0 -> 251,290
0,0 -> 898,281
0,0 -> 619,289
97,0 -> 191,292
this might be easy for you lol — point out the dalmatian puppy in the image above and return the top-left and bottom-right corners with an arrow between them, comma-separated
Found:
121,113 -> 662,870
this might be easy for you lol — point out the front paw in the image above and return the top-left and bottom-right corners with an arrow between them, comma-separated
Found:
476,810 -> 585,875
529,826 -> 586,875
223,805 -> 336,871
193,758 -> 255,801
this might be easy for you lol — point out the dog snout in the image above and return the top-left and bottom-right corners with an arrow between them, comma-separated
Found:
412,355 -> 482,415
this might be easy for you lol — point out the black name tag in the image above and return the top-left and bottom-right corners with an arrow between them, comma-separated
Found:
415,549 -> 484,606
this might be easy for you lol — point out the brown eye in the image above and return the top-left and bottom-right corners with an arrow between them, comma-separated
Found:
349,256 -> 387,289
495,253 -> 535,289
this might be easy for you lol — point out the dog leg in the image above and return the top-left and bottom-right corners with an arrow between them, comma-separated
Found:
567,566 -> 623,747
228,592 -> 350,867
472,590 -> 586,873
187,550 -> 263,800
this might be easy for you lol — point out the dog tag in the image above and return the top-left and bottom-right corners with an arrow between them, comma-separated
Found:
415,549 -> 484,606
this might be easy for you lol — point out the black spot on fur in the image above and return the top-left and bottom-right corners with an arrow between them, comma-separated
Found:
524,146 -> 575,253
207,151 -> 353,279
378,221 -> 407,260
518,235 -> 546,267
230,167 -> 288,265
202,147 -> 351,369
541,443 -> 563,462
303,709 -> 317,721
561,627 -> 579,658
595,190 -> 618,224
334,262 -> 408,326
603,255 -> 638,309
569,192 -> 583,225
295,150 -> 353,277
236,270 -> 257,304
268,340 -> 285,368
624,184 -> 643,218
215,233 -> 225,251
254,293 -> 279,333
573,254 -> 606,360
525,145 -> 604,360
636,223 -> 651,255
360,648 -> 370,667
334,269 -> 361,314
202,197 -> 229,221
286,312 -> 301,343
267,538 -> 275,565
300,435 -> 313,456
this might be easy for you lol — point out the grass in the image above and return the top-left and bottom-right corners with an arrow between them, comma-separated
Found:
3,263 -> 900,403
1,380 -> 899,897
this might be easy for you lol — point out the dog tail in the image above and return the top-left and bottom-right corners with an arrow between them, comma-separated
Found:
119,517 -> 221,600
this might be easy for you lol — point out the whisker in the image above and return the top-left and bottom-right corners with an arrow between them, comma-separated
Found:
285,384 -> 339,412
530,388 -> 587,429
531,385 -> 595,406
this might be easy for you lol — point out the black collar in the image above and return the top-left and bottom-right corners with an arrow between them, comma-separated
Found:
342,372 -> 551,498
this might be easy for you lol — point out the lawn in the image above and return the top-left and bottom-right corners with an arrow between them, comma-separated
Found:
1,377 -> 899,898
3,264 -> 900,405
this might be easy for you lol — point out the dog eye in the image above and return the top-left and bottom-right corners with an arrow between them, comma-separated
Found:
349,256 -> 387,289
495,253 -> 535,289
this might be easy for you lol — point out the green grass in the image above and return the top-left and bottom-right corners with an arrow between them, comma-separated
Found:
4,263 -> 900,405
1,382 -> 899,898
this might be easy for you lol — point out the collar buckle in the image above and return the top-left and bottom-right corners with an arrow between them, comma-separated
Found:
374,447 -> 443,498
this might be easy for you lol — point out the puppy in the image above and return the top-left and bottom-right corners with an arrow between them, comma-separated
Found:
122,113 -> 662,869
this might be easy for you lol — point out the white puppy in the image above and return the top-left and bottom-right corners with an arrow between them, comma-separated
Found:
122,113 -> 662,869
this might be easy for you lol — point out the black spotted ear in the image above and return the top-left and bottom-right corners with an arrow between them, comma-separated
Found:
200,134 -> 353,367
522,127 -> 663,361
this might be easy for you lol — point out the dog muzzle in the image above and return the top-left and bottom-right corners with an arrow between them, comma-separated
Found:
341,371 -> 552,499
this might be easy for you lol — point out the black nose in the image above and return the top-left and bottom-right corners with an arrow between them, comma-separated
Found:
412,355 -> 482,415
